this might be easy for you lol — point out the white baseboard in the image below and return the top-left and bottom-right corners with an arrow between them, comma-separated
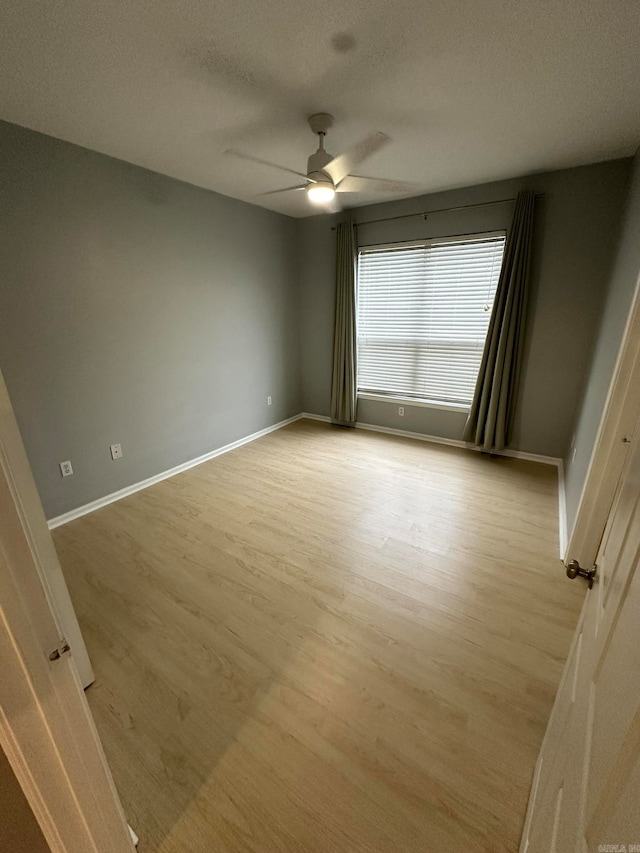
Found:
47,414 -> 304,529
48,410 -> 564,561
557,459 -> 568,560
355,419 -> 561,466
300,412 -> 332,423
495,447 -> 562,467
355,420 -> 468,450
301,413 -> 565,556
302,413 -> 561,467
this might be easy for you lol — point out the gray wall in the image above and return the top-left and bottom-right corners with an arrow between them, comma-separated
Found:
563,148 -> 640,531
0,121 -> 301,519
1,118 -> 634,521
299,160 -> 631,457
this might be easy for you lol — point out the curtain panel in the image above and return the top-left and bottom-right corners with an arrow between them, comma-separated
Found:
463,190 -> 536,452
330,220 -> 358,426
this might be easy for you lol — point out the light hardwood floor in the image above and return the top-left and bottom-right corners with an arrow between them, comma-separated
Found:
53,419 -> 584,852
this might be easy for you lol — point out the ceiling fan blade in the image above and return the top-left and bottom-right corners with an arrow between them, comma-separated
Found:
259,185 -> 308,196
323,132 -> 390,185
337,175 -> 414,194
225,149 -> 309,181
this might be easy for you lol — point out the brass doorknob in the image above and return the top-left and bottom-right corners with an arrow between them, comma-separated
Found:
566,560 -> 596,589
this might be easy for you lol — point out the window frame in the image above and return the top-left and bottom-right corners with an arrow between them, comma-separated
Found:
355,230 -> 506,412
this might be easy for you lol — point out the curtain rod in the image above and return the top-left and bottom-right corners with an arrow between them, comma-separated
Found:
331,193 -> 545,230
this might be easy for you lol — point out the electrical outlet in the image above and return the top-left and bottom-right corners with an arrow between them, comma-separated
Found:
267,396 -> 272,406
398,406 -> 405,416
110,443 -> 123,460
60,460 -> 73,477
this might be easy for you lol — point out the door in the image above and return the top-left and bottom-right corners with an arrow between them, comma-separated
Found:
521,420 -> 640,851
565,274 -> 640,569
0,370 -> 94,688
0,367 -> 134,851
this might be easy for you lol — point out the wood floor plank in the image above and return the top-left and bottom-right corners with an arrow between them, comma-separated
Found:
53,420 -> 583,852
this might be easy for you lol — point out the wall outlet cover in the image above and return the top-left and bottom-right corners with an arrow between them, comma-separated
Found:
267,396 -> 272,406
398,407 -> 405,416
60,460 -> 73,477
110,443 -> 123,460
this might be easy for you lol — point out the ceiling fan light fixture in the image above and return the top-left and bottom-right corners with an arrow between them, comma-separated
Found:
307,181 -> 335,204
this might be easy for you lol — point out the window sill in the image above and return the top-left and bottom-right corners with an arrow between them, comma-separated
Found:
357,393 -> 470,414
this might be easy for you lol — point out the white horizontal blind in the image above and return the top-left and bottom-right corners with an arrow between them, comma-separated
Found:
357,233 -> 506,406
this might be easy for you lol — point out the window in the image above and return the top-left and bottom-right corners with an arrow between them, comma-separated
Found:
356,232 -> 506,408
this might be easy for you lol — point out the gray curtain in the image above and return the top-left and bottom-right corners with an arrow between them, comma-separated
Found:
330,220 -> 358,425
463,190 -> 535,451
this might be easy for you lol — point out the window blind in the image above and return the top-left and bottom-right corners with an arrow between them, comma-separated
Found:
357,233 -> 506,406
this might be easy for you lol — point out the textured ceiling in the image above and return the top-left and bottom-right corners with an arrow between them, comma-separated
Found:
1,0 -> 639,218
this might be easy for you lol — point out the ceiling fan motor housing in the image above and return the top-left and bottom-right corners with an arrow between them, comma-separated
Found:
307,149 -> 333,183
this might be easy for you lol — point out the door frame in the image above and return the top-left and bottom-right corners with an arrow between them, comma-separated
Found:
0,539 -> 134,852
0,371 -> 94,688
522,267 -> 640,848
0,368 -> 134,852
565,270 -> 640,567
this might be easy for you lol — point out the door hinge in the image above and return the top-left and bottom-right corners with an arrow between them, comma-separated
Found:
48,639 -> 71,661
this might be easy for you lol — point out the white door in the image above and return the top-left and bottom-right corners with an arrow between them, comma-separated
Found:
0,370 -> 94,687
521,421 -> 640,852
0,367 -> 134,851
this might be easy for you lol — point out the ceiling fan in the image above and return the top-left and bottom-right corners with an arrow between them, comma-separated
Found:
226,113 -> 413,209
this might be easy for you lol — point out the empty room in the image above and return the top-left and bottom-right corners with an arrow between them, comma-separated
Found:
1,1 -> 640,851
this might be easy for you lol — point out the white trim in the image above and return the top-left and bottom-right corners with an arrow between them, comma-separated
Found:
0,374 -> 94,686
300,412 -> 332,423
303,415 -> 564,554
564,270 -> 640,567
302,413 -> 561,466
357,392 -> 470,413
355,420 -> 467,449
47,414 -> 303,529
358,230 -> 507,253
48,410 -> 564,560
557,459 -> 568,559
518,594 -> 588,851
0,369 -> 134,852
354,420 -> 561,467
499,448 -> 562,467
519,755 -> 543,853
